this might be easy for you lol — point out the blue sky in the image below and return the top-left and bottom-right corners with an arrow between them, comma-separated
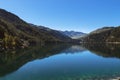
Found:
0,0 -> 120,33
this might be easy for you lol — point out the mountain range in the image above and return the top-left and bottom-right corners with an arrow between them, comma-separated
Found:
60,31 -> 86,39
0,9 -> 82,50
0,8 -> 120,50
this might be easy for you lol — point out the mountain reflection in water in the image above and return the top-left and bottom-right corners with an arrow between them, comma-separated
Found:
0,44 -> 86,77
0,43 -> 120,80
82,43 -> 120,58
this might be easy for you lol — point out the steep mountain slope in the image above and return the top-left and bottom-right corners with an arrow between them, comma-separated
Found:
29,24 -> 72,43
82,26 -> 120,43
60,31 -> 86,39
0,9 -> 72,50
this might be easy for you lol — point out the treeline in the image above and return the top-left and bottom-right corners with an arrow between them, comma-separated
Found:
0,9 -> 73,50
82,26 -> 120,43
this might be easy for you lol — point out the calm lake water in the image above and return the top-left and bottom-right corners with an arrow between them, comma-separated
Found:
0,44 -> 120,80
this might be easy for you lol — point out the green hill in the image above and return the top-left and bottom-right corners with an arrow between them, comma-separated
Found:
82,26 -> 120,43
0,9 -> 72,50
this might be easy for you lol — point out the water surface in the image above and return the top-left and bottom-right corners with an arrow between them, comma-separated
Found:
0,44 -> 120,80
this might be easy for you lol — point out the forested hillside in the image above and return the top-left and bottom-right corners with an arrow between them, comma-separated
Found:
82,26 -> 120,43
0,9 -> 72,50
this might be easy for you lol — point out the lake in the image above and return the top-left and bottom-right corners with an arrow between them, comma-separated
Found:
0,44 -> 120,80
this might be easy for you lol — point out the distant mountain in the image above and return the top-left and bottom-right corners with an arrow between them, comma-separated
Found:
60,31 -> 87,39
82,26 -> 120,43
0,9 -> 73,50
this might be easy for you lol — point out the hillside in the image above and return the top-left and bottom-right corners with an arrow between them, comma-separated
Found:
82,26 -> 120,43
0,9 -> 72,50
60,31 -> 86,39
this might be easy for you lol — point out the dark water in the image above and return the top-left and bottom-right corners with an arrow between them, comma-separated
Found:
0,44 -> 120,80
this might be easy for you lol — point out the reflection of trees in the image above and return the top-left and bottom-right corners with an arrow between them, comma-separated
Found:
82,43 -> 120,58
0,44 -> 71,77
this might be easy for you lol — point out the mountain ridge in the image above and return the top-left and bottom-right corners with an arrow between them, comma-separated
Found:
0,9 -> 75,50
60,30 -> 86,39
82,26 -> 120,43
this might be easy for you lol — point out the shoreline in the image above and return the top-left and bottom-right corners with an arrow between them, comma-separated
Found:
111,77 -> 120,80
